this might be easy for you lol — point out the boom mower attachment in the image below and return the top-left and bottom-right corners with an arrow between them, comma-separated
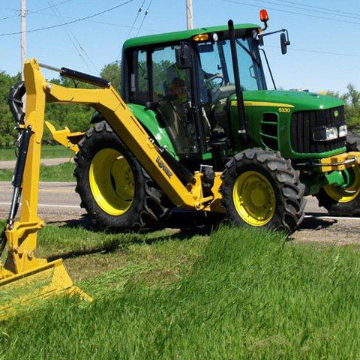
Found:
0,58 -> 225,318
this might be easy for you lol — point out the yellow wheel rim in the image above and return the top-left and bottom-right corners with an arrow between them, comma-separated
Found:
233,171 -> 276,226
89,148 -> 135,216
324,166 -> 360,203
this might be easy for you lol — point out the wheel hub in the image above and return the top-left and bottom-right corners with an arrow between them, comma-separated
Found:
89,149 -> 135,216
250,187 -> 267,207
233,171 -> 276,226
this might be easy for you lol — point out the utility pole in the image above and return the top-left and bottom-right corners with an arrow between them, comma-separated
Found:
186,0 -> 193,30
20,0 -> 26,80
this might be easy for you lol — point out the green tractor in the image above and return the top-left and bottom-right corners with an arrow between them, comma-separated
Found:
68,12 -> 360,234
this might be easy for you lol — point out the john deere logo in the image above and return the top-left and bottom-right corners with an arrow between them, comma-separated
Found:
334,110 -> 339,118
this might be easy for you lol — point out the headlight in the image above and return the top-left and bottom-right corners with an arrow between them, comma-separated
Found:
339,124 -> 347,138
325,127 -> 338,140
314,127 -> 339,141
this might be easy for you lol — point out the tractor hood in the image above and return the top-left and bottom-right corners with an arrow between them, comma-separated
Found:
227,90 -> 346,160
231,90 -> 344,112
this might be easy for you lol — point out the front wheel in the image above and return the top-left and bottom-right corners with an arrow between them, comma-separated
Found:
316,166 -> 360,216
315,135 -> 360,216
220,149 -> 306,234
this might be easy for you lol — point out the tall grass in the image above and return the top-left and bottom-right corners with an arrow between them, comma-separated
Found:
1,226 -> 360,359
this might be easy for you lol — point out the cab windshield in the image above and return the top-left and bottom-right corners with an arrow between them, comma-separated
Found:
197,37 -> 266,105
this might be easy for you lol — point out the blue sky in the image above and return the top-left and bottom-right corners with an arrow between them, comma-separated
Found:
0,0 -> 359,93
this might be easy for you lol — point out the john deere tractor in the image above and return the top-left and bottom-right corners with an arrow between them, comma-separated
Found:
10,12 -> 360,236
73,15 -> 360,234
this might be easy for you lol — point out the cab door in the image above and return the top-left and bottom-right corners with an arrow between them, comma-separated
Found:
151,44 -> 204,157
127,43 -> 207,160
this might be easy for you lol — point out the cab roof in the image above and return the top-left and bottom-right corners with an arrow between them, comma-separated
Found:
122,23 -> 260,50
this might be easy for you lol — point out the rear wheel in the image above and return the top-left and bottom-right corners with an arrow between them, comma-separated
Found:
315,136 -> 360,216
75,121 -> 171,231
220,148 -> 306,234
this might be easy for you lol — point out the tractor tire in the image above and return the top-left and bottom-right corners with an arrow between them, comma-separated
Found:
220,148 -> 306,234
347,134 -> 360,152
315,135 -> 360,216
74,121 -> 171,231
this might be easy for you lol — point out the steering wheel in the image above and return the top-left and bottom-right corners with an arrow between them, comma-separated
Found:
205,73 -> 224,90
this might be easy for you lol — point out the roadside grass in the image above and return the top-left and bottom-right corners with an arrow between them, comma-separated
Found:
1,225 -> 360,359
0,162 -> 75,182
0,145 -> 73,161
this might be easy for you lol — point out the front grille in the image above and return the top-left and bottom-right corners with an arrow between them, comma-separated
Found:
290,106 -> 346,154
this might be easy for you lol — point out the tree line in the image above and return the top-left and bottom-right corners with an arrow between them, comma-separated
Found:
0,62 -> 359,147
327,84 -> 360,132
0,62 -> 121,147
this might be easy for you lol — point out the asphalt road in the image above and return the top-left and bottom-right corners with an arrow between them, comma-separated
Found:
0,181 -> 359,244
0,181 -> 85,220
0,158 -> 72,170
0,181 -> 327,220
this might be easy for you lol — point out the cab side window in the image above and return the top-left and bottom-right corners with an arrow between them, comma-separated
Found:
152,46 -> 191,102
152,46 -> 198,154
127,45 -> 200,155
129,49 -> 149,104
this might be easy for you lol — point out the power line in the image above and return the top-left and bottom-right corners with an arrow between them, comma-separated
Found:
266,45 -> 360,58
221,0 -> 360,26
272,0 -> 360,19
0,6 -> 19,21
126,0 -> 147,40
0,6 -> 18,12
136,0 -> 154,36
221,0 -> 360,59
30,0 -> 74,15
0,0 -> 135,37
46,0 -> 93,74
291,47 -> 360,58
48,0 -> 99,74
257,0 -> 360,20
0,0 -> 73,22
0,13 -> 18,21
116,0 -> 150,61
21,10 -> 159,33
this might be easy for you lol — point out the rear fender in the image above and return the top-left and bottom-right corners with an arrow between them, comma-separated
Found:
91,105 -> 178,160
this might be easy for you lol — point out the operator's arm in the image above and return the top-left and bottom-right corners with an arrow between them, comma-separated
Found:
203,70 -> 223,80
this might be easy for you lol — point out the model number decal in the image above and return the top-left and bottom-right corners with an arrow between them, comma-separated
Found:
279,107 -> 291,113
156,156 -> 173,179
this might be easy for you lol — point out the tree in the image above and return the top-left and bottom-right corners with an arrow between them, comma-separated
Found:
346,83 -> 360,109
327,84 -> 360,132
0,71 -> 22,147
100,61 -> 121,92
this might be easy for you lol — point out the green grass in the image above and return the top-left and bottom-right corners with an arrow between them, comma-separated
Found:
1,225 -> 360,359
0,162 -> 75,182
0,145 -> 73,161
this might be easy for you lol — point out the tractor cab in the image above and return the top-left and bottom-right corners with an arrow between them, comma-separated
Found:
121,22 -> 272,168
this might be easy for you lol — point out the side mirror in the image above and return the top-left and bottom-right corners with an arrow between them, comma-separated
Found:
280,32 -> 290,55
175,44 -> 193,69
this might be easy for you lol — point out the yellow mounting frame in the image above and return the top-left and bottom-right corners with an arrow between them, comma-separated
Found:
319,152 -> 360,172
0,59 -> 224,316
45,121 -> 83,153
